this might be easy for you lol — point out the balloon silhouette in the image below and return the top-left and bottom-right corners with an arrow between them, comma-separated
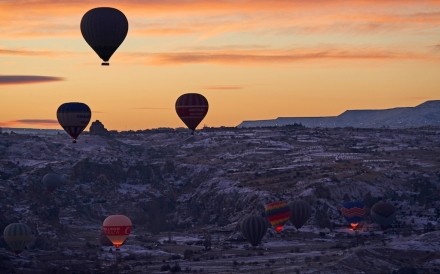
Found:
240,215 -> 267,246
289,200 -> 312,230
265,201 -> 290,233
3,223 -> 33,255
175,93 -> 208,133
81,7 -> 128,65
102,215 -> 132,249
42,172 -> 64,193
57,102 -> 91,143
370,201 -> 396,229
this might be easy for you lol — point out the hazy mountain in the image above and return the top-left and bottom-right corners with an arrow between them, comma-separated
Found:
238,100 -> 440,128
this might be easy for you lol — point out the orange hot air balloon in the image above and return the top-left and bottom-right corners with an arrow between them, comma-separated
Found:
102,215 -> 132,249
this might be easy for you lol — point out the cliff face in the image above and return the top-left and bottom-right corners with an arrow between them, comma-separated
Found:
239,100 -> 440,128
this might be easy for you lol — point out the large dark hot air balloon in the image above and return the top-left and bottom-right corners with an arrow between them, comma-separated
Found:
239,215 -> 267,247
175,93 -> 208,134
265,201 -> 290,233
102,215 -> 132,249
57,102 -> 91,143
3,223 -> 33,255
370,201 -> 396,229
42,172 -> 64,193
289,200 -> 312,230
341,201 -> 366,229
81,7 -> 128,66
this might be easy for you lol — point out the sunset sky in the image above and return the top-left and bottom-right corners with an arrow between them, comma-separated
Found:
1,0 -> 440,131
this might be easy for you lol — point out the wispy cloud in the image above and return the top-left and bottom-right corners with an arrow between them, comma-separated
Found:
2,1 -> 440,39
0,48 -> 62,56
146,48 -> 424,65
0,119 -> 59,127
0,75 -> 64,85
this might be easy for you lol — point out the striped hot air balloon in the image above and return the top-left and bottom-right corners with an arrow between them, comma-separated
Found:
289,200 -> 312,230
239,215 -> 267,247
81,7 -> 128,65
341,201 -> 367,229
265,201 -> 290,233
370,201 -> 396,229
3,223 -> 33,255
57,102 -> 91,143
102,215 -> 132,249
175,93 -> 209,133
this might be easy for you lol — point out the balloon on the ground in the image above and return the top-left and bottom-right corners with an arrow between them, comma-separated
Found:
3,223 -> 33,255
265,201 -> 290,233
370,201 -> 396,229
57,102 -> 91,143
289,200 -> 312,229
239,215 -> 267,246
341,201 -> 367,228
102,215 -> 132,249
42,172 -> 64,193
81,7 -> 128,65
175,93 -> 208,133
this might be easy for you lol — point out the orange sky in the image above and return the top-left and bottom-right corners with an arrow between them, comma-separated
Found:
1,0 -> 440,131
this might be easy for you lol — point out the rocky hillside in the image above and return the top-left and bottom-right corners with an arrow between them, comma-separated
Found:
239,100 -> 440,128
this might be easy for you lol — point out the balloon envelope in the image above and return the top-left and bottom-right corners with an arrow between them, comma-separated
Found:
3,223 -> 33,255
102,215 -> 132,249
42,172 -> 64,193
175,93 -> 209,132
81,7 -> 128,65
240,215 -> 267,246
57,102 -> 91,142
265,201 -> 290,233
341,201 -> 366,224
371,201 -> 396,229
289,200 -> 312,229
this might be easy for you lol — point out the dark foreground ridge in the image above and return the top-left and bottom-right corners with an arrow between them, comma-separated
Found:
0,127 -> 439,273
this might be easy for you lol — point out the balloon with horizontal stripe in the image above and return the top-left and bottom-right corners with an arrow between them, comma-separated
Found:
175,93 -> 209,133
289,200 -> 312,230
81,7 -> 128,66
42,172 -> 64,193
370,201 -> 396,229
57,102 -> 91,143
341,201 -> 366,228
265,201 -> 290,233
3,223 -> 33,255
240,215 -> 267,246
102,215 -> 132,249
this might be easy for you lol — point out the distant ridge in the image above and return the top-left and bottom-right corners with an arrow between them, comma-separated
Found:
238,100 -> 440,129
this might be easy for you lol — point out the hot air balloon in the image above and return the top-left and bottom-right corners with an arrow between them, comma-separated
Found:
239,215 -> 267,247
42,172 -> 64,193
3,223 -> 33,255
102,215 -> 132,249
341,201 -> 366,229
81,7 -> 128,66
370,201 -> 396,229
289,200 -> 312,230
265,201 -> 290,233
57,102 -> 91,143
175,93 -> 208,134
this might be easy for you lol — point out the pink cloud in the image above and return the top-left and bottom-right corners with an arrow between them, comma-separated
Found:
145,48 -> 425,65
0,119 -> 59,128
